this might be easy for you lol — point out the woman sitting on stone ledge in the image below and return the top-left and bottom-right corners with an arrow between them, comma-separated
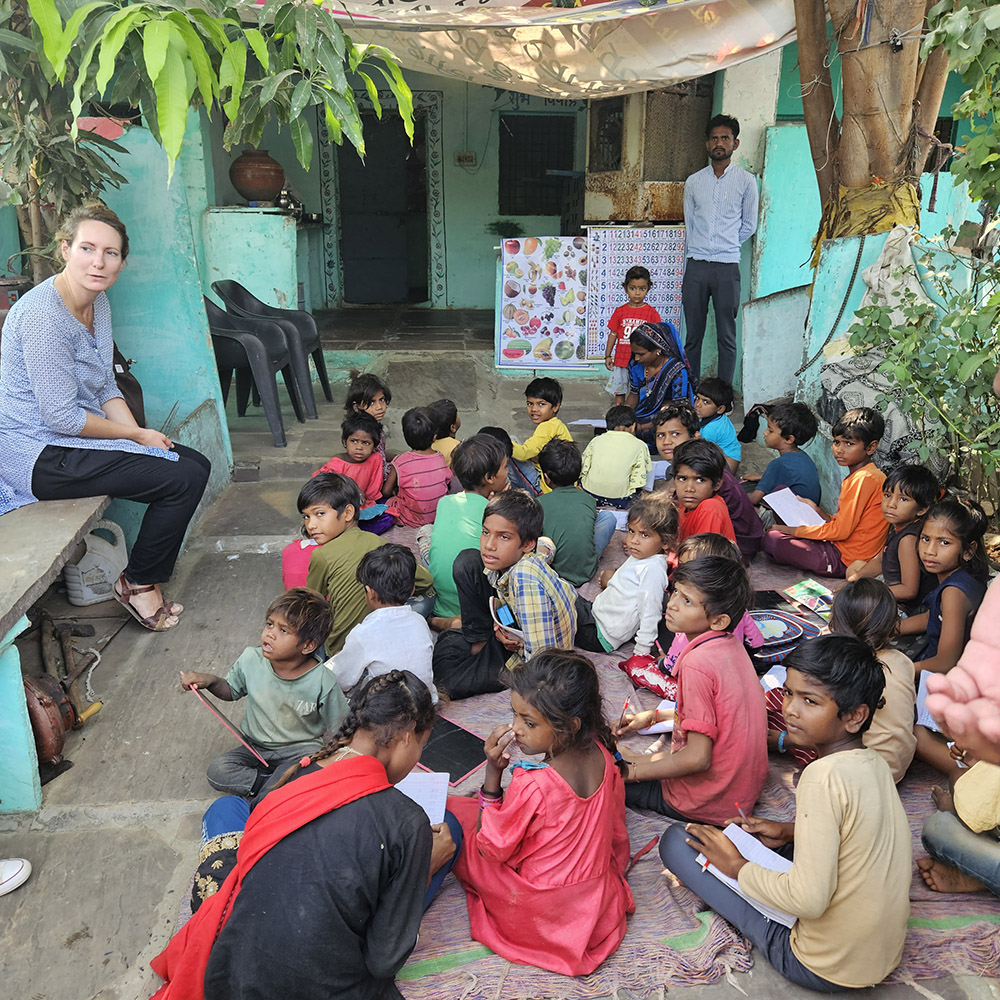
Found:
0,201 -> 209,631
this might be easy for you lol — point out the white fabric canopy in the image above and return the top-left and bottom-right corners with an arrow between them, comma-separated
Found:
335,0 -> 797,98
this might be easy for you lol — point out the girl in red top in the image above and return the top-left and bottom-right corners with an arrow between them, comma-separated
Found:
605,265 -> 661,404
315,411 -> 393,534
672,438 -> 736,546
449,650 -> 635,975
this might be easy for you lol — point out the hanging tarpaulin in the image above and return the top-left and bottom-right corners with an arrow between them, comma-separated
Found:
330,0 -> 797,99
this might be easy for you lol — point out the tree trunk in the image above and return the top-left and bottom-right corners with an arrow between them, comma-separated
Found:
797,0 -> 949,247
792,0 -> 839,205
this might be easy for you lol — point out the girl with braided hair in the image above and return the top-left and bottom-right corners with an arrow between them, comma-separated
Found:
448,650 -> 635,975
153,670 -> 461,1000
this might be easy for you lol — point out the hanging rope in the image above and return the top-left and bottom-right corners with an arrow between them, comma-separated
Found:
795,235 -> 867,377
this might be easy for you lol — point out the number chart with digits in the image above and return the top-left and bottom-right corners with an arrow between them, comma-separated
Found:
585,226 -> 686,361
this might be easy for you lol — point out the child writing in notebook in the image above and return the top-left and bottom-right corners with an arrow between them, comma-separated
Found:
448,651 -> 634,976
665,635 -> 912,992
846,463 -> 938,608
314,412 -> 393,533
616,557 -> 767,823
763,407 -> 887,578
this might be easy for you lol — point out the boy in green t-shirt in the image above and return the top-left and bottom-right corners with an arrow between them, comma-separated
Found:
538,440 -> 618,587
426,434 -> 510,631
180,588 -> 349,798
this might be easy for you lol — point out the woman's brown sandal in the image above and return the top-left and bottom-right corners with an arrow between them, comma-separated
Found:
114,574 -> 180,632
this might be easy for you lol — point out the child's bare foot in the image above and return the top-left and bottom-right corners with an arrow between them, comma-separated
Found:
430,615 -> 461,633
917,856 -> 986,894
930,784 -> 955,813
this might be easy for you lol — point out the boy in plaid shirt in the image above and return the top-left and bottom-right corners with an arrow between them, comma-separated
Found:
432,490 -> 577,700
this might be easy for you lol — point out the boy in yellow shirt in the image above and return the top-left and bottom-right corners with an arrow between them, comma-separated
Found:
508,377 -> 573,495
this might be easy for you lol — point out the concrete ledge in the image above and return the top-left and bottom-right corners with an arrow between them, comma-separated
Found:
0,495 -> 110,639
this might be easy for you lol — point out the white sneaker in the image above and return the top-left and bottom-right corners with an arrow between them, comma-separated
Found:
0,858 -> 31,896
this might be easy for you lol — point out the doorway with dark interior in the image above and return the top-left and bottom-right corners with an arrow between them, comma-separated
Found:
338,110 -> 428,304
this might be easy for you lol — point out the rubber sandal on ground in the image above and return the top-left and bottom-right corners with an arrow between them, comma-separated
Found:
114,574 -> 179,632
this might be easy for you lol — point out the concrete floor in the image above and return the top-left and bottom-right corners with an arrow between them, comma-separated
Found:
1,346 -> 996,1000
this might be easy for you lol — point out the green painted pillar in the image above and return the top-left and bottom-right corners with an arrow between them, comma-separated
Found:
0,616 -> 41,813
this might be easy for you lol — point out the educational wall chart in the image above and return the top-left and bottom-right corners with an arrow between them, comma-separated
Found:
496,236 -> 590,369
585,226 -> 686,362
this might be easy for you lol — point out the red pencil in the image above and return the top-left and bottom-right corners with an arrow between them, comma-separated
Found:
617,696 -> 630,731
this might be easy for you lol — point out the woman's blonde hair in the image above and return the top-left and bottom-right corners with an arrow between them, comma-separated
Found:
54,201 -> 129,262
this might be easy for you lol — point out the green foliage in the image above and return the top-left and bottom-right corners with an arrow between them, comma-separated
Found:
0,0 -> 413,274
925,0 -> 1000,213
847,238 -> 1000,509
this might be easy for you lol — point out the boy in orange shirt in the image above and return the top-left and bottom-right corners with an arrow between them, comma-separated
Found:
672,439 -> 736,546
762,407 -> 887,577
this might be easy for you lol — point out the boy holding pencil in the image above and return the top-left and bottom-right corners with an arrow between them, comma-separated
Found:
180,588 -> 348,798
662,635 -> 911,991
615,557 -> 767,823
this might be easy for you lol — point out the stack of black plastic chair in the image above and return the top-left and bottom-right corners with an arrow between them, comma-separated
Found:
211,280 -> 333,421
203,296 -> 306,448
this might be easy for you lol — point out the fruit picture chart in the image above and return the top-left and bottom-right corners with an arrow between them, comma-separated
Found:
584,226 -> 686,361
496,236 -> 590,369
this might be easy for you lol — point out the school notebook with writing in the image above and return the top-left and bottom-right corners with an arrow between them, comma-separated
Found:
695,823 -> 798,929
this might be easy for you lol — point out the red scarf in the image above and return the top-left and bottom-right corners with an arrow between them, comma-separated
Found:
150,755 -> 390,1000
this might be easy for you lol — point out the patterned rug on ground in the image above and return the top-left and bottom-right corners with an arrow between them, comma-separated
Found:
388,524 -> 1000,997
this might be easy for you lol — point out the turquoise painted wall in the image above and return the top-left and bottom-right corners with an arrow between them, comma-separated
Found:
207,77 -> 588,309
753,125 -> 821,300
0,616 -> 41,812
101,116 -> 232,542
0,205 -> 20,275
751,123 -> 975,304
202,208 -> 299,309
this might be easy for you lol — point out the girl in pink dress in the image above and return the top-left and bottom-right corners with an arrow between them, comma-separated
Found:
449,651 -> 635,975
315,412 -> 393,534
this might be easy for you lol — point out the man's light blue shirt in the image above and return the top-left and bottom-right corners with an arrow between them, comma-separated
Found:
683,162 -> 759,264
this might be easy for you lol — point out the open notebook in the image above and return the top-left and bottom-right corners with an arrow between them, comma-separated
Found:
695,823 -> 798,928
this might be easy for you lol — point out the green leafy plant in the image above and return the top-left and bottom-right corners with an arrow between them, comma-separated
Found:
1,0 -> 412,279
847,238 -> 1000,510
924,0 -> 1000,215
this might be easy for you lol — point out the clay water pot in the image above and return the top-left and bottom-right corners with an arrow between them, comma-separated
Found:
229,149 -> 285,202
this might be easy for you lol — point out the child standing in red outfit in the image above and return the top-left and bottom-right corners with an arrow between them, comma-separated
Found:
604,265 -> 661,404
449,651 -> 634,976
672,438 -> 736,546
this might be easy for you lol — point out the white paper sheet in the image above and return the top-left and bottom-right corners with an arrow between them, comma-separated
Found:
915,671 -> 941,733
696,823 -> 797,928
568,418 -> 607,428
396,771 -> 449,825
645,460 -> 670,491
639,699 -> 675,734
763,488 -> 826,527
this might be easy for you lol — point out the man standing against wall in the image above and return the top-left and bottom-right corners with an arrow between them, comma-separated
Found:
681,114 -> 759,385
